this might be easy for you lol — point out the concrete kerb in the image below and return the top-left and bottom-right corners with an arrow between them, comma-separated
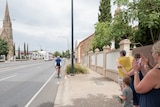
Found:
54,75 -> 65,107
54,60 -> 70,107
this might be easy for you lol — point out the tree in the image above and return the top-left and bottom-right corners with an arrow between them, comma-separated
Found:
136,0 -> 160,45
0,39 -> 9,57
62,50 -> 70,58
98,0 -> 112,22
113,0 -> 160,45
66,49 -> 70,58
109,10 -> 134,48
13,43 -> 15,56
93,0 -> 112,51
93,21 -> 112,51
18,46 -> 20,59
24,42 -> 26,56
13,43 -> 15,60
27,44 -> 28,56
54,51 -> 62,57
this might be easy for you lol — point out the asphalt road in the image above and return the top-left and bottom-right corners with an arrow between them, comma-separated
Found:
0,60 -> 64,107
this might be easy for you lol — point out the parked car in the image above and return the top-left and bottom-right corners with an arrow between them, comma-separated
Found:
44,58 -> 49,61
49,58 -> 53,61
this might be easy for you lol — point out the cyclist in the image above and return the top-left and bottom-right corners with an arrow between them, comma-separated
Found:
55,56 -> 61,78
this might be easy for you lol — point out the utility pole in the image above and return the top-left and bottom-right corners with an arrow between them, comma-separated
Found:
71,0 -> 74,76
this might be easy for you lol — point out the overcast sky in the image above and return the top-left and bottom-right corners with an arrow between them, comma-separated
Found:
0,0 -> 117,53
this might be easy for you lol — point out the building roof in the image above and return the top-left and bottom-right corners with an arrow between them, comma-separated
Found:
76,33 -> 95,48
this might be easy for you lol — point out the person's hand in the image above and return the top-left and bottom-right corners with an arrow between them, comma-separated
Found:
140,53 -> 149,65
140,53 -> 150,70
132,58 -> 140,71
117,95 -> 123,103
117,64 -> 122,68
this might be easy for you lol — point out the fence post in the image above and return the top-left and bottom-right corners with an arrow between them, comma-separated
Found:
88,51 -> 93,69
95,48 -> 99,72
119,39 -> 131,56
103,45 -> 111,76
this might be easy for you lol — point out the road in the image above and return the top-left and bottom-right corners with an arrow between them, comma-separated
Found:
0,60 -> 64,107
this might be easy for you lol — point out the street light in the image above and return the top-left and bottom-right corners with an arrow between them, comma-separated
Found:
71,0 -> 74,76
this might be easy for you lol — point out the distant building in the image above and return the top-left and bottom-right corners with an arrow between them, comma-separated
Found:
75,33 -> 94,64
0,1 -> 14,59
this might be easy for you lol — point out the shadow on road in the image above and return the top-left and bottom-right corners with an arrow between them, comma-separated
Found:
38,102 -> 54,107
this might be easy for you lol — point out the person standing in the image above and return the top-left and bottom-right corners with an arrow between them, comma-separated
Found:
116,50 -> 133,90
133,40 -> 160,107
118,76 -> 133,107
120,53 -> 143,107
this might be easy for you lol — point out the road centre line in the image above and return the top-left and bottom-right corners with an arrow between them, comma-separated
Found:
0,75 -> 16,82
25,71 -> 56,107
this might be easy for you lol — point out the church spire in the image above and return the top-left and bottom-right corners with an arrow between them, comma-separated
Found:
3,0 -> 13,39
114,4 -> 121,17
0,0 -> 14,59
3,0 -> 11,26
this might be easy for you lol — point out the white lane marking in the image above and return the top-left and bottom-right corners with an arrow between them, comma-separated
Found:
0,75 -> 16,81
25,72 -> 56,107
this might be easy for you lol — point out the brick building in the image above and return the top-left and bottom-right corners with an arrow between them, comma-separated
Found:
75,33 -> 94,64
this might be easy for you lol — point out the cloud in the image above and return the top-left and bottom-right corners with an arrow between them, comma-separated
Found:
0,0 -> 117,53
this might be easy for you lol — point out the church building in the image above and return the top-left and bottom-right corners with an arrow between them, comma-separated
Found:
0,1 -> 14,60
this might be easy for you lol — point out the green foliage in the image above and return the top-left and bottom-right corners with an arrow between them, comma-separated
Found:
54,51 -> 62,57
93,0 -> 160,50
113,0 -> 160,45
18,46 -> 20,59
62,50 -> 70,58
13,43 -> 15,56
98,0 -> 112,22
110,11 -> 134,48
94,4 -> 134,49
65,64 -> 89,74
93,0 -> 112,51
0,39 -> 9,56
24,42 -> 26,56
27,44 -> 29,55
54,50 -> 70,58
94,0 -> 134,50
137,0 -> 160,44
93,21 -> 111,51
113,0 -> 130,6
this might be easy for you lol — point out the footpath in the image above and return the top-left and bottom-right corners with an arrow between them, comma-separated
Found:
54,68 -> 122,107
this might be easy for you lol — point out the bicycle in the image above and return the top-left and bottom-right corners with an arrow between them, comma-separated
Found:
56,65 -> 61,78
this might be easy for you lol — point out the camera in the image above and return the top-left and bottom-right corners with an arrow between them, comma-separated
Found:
137,58 -> 141,66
